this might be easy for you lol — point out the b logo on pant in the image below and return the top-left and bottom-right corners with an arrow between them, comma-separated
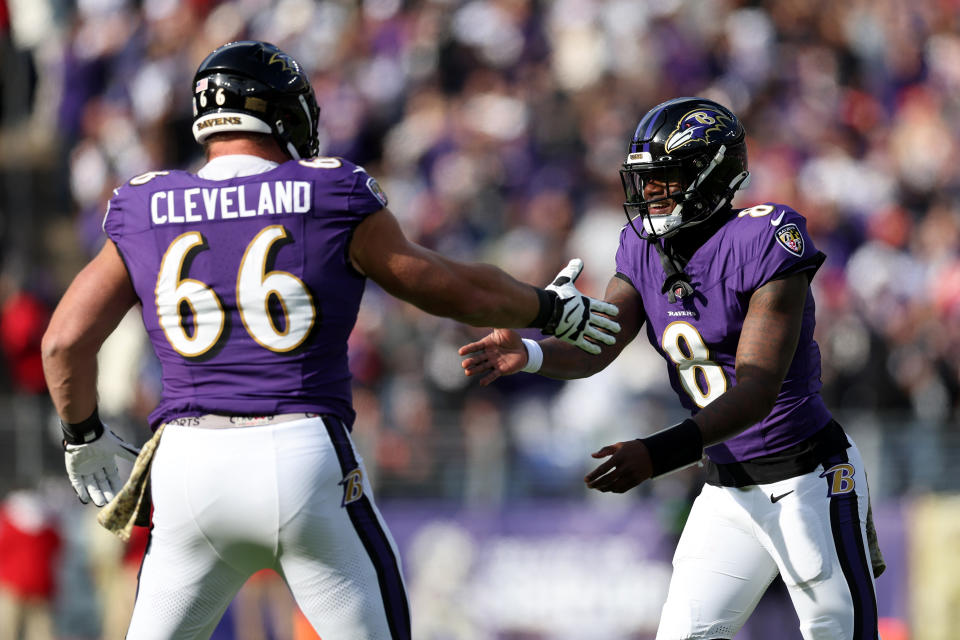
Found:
820,463 -> 855,497
340,468 -> 365,506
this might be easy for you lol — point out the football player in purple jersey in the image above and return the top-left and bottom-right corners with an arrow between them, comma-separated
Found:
40,41 -> 620,640
460,97 -> 882,639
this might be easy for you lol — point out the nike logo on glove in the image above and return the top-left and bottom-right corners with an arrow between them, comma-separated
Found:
770,490 -> 794,503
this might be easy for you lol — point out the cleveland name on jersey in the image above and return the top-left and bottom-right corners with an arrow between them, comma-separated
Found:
103,157 -> 388,431
616,203 -> 830,464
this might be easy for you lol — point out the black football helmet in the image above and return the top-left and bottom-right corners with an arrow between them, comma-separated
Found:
620,97 -> 750,239
192,41 -> 320,160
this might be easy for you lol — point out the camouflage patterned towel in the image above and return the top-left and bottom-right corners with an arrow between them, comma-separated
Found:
97,423 -> 166,542
866,498 -> 886,578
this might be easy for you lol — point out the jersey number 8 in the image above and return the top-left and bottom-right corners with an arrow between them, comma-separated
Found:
661,321 -> 728,408
155,225 -> 316,357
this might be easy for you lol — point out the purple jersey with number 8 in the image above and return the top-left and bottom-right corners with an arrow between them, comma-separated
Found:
103,157 -> 387,430
615,202 -> 832,463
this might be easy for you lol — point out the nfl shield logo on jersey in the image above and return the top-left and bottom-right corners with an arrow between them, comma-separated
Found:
775,223 -> 805,257
366,177 -> 388,207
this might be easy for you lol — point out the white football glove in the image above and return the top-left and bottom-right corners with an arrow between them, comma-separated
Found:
64,430 -> 139,507
543,258 -> 621,355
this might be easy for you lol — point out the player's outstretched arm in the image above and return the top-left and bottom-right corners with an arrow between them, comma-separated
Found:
585,272 -> 809,493
459,328 -> 526,386
460,275 -> 644,385
350,208 -> 621,348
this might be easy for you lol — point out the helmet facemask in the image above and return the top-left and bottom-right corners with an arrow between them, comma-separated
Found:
622,158 -> 689,239
621,144 -> 750,240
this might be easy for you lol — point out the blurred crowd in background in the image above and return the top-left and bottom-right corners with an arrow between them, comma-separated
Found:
0,0 -> 958,637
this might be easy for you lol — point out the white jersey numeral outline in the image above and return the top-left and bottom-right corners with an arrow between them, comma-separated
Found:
737,203 -> 785,226
155,226 -> 316,358
737,204 -> 775,219
237,225 -> 316,352
661,321 -> 728,408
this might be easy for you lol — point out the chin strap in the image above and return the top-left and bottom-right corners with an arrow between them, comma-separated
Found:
653,240 -> 694,304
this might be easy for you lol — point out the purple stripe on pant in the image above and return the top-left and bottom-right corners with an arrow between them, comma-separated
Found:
824,452 -> 879,640
322,416 -> 411,640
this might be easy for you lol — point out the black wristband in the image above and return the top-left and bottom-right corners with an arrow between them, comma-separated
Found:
61,408 -> 105,446
528,287 -> 558,329
640,418 -> 704,478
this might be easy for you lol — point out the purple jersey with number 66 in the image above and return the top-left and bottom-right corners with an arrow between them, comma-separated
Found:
103,157 -> 388,430
615,202 -> 832,463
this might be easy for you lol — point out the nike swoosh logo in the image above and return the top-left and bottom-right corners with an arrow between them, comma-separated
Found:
770,212 -> 785,226
770,490 -> 794,503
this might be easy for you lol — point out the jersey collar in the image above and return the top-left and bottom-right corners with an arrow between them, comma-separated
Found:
197,154 -> 280,180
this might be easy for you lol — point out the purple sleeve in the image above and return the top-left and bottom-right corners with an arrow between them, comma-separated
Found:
347,167 -> 389,215
738,204 -> 824,293
306,158 -> 388,222
101,173 -> 170,241
615,225 -> 640,280
101,188 -> 125,243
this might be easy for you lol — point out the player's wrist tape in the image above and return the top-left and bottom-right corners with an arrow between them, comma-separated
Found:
528,287 -> 559,330
640,418 -> 704,478
521,339 -> 543,373
61,408 -> 105,446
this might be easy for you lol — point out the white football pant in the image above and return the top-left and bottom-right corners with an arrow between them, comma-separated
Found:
125,415 -> 410,640
656,439 -> 878,640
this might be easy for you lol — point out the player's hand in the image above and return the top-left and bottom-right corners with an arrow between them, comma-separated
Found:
585,439 -> 653,493
64,429 -> 140,506
543,259 -> 620,355
459,328 -> 525,386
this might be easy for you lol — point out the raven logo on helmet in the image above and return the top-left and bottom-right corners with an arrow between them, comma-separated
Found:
665,109 -> 737,154
267,50 -> 299,76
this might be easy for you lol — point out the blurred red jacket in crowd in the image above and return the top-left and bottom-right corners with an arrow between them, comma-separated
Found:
0,491 -> 61,600
0,290 -> 51,394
